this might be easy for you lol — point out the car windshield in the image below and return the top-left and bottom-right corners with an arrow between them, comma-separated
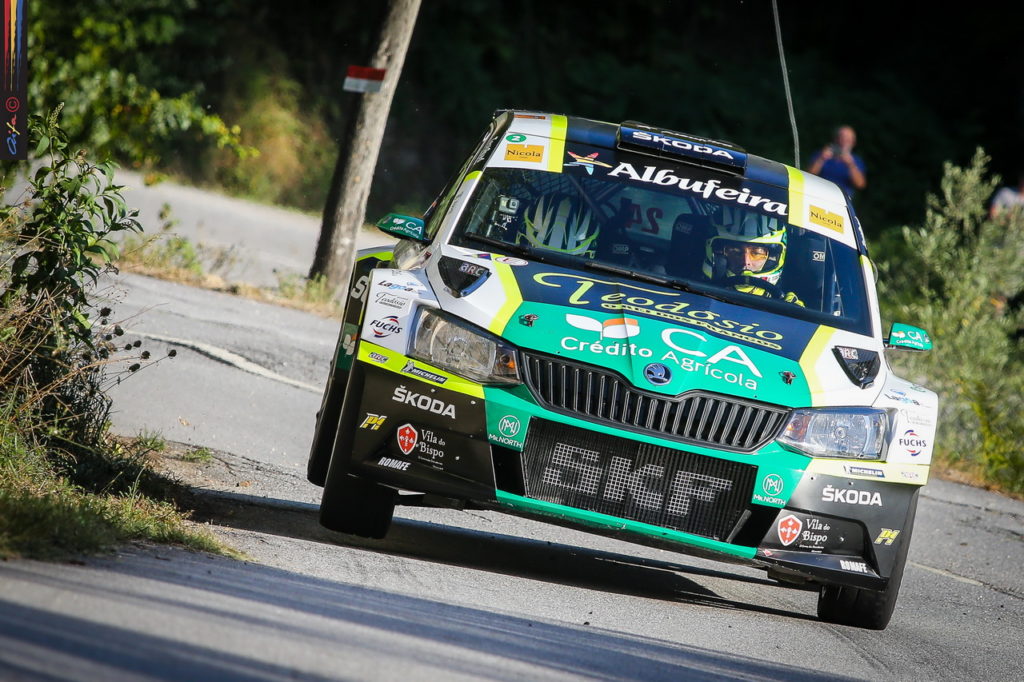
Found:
450,165 -> 871,335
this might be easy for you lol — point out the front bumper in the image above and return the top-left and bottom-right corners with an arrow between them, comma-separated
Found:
342,340 -> 924,588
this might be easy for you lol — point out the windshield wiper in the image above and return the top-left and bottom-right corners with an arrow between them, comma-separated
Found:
464,233 -> 537,260
582,260 -> 742,306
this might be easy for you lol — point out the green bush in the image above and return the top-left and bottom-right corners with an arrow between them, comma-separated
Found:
878,149 -> 1024,492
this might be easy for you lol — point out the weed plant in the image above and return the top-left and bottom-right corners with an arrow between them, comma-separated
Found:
0,109 -> 228,558
878,149 -> 1024,493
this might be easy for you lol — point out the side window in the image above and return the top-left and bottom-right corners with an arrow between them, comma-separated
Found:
423,115 -> 507,240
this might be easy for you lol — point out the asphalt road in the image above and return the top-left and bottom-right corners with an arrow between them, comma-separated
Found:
0,174 -> 1021,681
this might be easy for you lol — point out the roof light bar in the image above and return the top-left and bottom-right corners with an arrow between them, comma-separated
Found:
618,121 -> 747,174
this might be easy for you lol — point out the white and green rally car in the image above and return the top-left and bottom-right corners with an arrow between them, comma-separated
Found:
307,111 -> 937,630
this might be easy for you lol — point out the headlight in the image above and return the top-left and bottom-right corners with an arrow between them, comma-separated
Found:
410,307 -> 519,385
778,407 -> 890,460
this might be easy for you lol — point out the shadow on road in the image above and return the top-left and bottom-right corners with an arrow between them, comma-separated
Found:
0,547 -> 840,682
180,486 -> 816,625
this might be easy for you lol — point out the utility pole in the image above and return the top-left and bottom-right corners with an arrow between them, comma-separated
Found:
309,0 -> 421,294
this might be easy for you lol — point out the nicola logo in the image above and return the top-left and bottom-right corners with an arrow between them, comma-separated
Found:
565,313 -> 640,339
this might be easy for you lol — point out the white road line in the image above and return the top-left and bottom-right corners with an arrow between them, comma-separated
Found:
131,330 -> 322,394
909,561 -> 985,586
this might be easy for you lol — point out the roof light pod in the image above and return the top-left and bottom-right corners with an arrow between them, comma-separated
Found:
618,121 -> 747,174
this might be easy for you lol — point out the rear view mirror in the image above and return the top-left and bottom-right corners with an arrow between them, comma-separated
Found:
885,323 -> 932,351
375,213 -> 427,241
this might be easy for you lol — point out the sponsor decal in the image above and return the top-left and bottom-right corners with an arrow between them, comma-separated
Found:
531,273 -> 791,353
884,391 -> 921,406
797,517 -> 832,551
374,292 -> 409,310
565,150 -> 614,175
874,528 -> 901,546
624,129 -> 737,161
498,415 -> 522,438
370,315 -> 403,338
607,162 -> 786,217
845,465 -> 885,478
494,256 -> 528,266
359,413 -> 387,431
900,470 -> 924,482
350,274 -> 370,300
378,457 -> 411,471
542,443 -> 732,518
505,133 -> 527,143
754,473 -> 786,505
898,428 -> 927,456
392,385 -> 456,419
415,428 -> 447,465
519,313 -> 539,327
368,351 -> 389,364
840,559 -> 870,574
396,424 -> 418,455
822,484 -> 882,506
762,474 -> 785,496
340,322 -> 359,358
458,261 -> 488,277
379,279 -> 426,292
812,250 -> 826,262
777,514 -> 802,546
779,371 -> 796,385
836,346 -> 860,361
514,113 -> 546,119
566,313 -> 641,339
809,205 -> 845,232
505,143 -> 544,163
401,360 -> 448,385
643,363 -> 672,385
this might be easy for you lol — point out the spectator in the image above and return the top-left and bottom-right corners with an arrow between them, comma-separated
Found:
989,174 -> 1024,219
807,125 -> 867,199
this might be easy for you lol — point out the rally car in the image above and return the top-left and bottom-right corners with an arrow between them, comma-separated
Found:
307,110 -> 937,630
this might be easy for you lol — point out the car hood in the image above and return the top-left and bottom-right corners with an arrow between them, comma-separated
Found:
430,245 -> 883,408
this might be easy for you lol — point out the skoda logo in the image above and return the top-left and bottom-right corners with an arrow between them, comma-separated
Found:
643,363 -> 672,385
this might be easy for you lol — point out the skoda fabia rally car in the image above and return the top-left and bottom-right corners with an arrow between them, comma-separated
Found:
307,111 -> 937,630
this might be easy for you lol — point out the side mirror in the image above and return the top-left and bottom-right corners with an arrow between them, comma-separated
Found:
884,323 -> 932,351
375,213 -> 428,242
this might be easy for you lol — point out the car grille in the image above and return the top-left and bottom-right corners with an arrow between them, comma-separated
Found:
521,351 -> 789,452
521,420 -> 757,540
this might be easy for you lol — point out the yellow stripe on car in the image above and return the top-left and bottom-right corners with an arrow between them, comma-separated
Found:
357,341 -> 484,398
798,325 -> 835,403
786,166 -> 807,228
546,115 -> 568,173
487,262 -> 524,335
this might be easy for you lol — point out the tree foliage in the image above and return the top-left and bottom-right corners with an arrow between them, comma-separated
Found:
878,150 -> 1024,491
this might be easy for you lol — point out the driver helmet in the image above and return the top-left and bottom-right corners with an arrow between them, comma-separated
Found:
523,194 -> 598,255
702,209 -> 786,285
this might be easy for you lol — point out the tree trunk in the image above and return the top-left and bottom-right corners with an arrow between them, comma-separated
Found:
309,0 -> 421,294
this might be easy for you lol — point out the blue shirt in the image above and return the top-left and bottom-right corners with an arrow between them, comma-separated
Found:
809,153 -> 866,199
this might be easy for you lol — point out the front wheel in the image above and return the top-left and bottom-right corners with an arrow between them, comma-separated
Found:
817,492 -> 918,630
320,473 -> 396,539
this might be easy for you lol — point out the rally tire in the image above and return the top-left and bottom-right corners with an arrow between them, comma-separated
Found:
817,491 -> 918,630
306,367 -> 347,486
320,473 -> 396,539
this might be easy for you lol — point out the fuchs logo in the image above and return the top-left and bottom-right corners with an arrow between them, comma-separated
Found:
898,429 -> 927,456
822,484 -> 882,506
565,150 -> 613,175
392,385 -> 456,419
498,415 -> 521,438
370,315 -> 402,338
762,474 -> 784,496
777,514 -> 802,546
396,424 -> 418,455
565,313 -> 640,339
643,363 -> 671,386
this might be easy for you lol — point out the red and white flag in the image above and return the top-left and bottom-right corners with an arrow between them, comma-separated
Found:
343,65 -> 386,93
